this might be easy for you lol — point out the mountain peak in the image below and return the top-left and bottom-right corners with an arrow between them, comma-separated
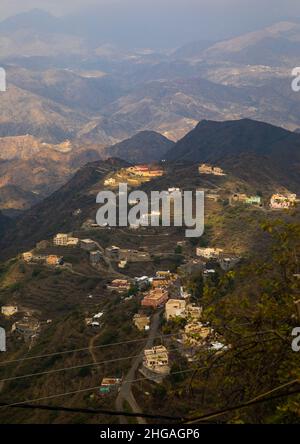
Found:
166,118 -> 299,163
106,131 -> 175,163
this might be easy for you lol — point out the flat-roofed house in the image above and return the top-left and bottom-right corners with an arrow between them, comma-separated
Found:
80,239 -> 97,251
183,322 -> 212,346
141,288 -> 169,309
133,314 -> 150,331
143,346 -> 170,375
165,299 -> 186,321
53,233 -> 69,246
108,279 -> 131,292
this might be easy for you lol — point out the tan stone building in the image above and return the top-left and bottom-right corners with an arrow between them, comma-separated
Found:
143,346 -> 170,375
133,314 -> 150,331
165,299 -> 186,321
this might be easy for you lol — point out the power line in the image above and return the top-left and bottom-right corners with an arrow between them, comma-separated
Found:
0,368 -> 195,411
1,377 -> 300,424
184,380 -> 300,424
0,333 -> 181,367
0,402 -> 183,421
0,346 -> 183,384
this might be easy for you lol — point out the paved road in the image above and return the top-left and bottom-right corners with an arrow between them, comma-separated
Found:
115,310 -> 162,424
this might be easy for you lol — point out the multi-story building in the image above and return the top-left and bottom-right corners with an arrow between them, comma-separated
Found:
141,288 -> 169,309
108,279 -> 131,292
80,239 -> 97,251
53,233 -> 69,246
143,346 -> 170,375
53,234 -> 79,247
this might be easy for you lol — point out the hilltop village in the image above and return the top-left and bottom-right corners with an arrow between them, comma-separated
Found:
0,161 -> 299,423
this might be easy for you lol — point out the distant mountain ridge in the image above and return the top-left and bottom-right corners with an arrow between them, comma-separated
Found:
165,118 -> 300,192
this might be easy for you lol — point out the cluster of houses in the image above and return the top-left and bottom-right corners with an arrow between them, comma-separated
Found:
1,305 -> 48,344
230,192 -> 298,210
196,247 -> 241,273
126,165 -> 165,179
22,251 -> 64,266
199,164 -> 226,176
140,271 -> 178,309
22,233 -> 103,269
103,165 -> 165,190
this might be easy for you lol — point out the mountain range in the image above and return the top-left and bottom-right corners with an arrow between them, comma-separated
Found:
1,11 -> 300,212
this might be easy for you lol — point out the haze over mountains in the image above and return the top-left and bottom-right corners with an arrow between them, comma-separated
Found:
1,9 -> 300,211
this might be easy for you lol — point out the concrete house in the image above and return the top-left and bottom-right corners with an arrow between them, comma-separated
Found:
141,288 -> 169,309
133,314 -> 150,331
165,299 -> 186,321
108,279 -> 131,292
143,346 -> 170,375
80,239 -> 97,251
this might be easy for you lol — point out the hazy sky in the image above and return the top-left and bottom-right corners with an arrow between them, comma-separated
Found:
1,0 -> 300,47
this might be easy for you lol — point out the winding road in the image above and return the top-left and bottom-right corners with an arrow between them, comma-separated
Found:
115,310 -> 162,424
